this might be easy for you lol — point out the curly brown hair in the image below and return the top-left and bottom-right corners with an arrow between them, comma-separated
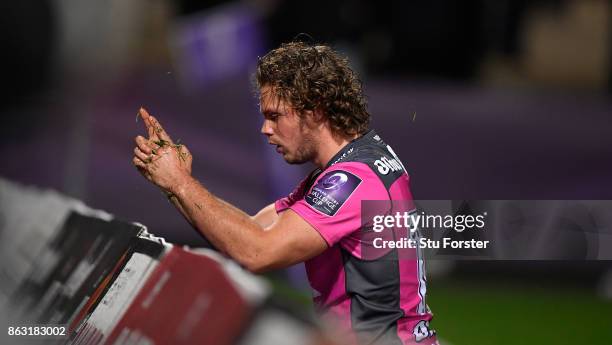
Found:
255,41 -> 370,138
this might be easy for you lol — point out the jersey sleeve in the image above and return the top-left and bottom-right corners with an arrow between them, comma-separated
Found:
288,162 -> 389,246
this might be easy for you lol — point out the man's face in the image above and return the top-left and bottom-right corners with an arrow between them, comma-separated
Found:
259,86 -> 317,164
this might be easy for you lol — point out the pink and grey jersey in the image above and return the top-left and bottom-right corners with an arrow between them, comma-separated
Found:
275,130 -> 437,345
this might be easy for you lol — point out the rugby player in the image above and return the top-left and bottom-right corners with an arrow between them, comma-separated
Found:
133,42 -> 437,345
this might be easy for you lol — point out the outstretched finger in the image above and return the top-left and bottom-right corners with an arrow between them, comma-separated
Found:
139,107 -> 158,140
148,115 -> 173,143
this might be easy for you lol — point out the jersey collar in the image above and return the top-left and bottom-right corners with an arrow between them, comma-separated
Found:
325,129 -> 377,169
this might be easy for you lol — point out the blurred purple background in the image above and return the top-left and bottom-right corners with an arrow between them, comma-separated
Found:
1,0 -> 611,247
2,3 -> 612,343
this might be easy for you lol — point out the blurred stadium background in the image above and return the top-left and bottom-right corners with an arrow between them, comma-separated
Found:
1,1 -> 611,344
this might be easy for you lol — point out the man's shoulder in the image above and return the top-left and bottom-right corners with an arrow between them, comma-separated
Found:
331,132 -> 407,190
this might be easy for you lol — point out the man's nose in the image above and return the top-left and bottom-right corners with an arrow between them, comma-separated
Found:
261,120 -> 274,136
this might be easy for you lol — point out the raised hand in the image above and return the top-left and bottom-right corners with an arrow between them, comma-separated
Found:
132,107 -> 193,194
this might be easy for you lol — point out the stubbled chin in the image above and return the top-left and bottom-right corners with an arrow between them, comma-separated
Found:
284,155 -> 307,165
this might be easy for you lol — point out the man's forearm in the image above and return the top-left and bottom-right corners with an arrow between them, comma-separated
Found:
218,199 -> 279,228
168,191 -> 236,232
170,175 -> 267,267
168,194 -> 197,229
216,197 -> 253,219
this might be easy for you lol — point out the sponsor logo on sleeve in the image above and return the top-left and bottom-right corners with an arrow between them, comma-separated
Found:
374,156 -> 403,175
305,170 -> 362,216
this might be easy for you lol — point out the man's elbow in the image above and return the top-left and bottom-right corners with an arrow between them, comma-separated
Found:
232,243 -> 276,274
242,255 -> 275,274
232,234 -> 287,273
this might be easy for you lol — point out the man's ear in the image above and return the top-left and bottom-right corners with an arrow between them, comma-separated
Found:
300,109 -> 320,129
